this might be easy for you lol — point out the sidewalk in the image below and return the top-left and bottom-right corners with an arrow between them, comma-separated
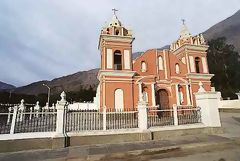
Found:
0,112 -> 239,161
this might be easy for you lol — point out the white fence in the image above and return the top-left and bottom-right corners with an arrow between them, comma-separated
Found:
0,92 -> 204,139
147,105 -> 201,127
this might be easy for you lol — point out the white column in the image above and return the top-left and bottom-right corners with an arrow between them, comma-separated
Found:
138,82 -> 142,102
138,101 -> 148,130
55,91 -> 68,136
151,83 -> 156,106
173,104 -> 178,126
186,84 -> 191,105
163,50 -> 168,79
7,107 -> 12,124
175,84 -> 180,105
103,106 -> 107,130
194,87 -> 221,127
10,106 -> 18,134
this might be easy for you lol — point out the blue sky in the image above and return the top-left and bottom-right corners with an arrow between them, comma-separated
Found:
0,0 -> 239,87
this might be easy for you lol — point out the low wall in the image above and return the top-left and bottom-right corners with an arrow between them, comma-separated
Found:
68,102 -> 98,110
219,100 -> 240,109
0,125 -> 223,153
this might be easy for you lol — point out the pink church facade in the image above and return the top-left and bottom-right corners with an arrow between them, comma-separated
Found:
96,12 -> 214,111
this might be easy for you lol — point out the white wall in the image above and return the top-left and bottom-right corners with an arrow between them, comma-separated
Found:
68,102 -> 98,110
219,100 -> 240,109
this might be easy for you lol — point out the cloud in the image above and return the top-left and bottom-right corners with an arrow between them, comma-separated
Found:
0,0 -> 239,86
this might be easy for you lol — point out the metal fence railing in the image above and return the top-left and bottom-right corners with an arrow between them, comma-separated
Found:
66,110 -> 103,132
14,109 -> 57,133
0,99 -> 203,136
65,108 -> 138,132
147,106 -> 201,128
148,107 -> 174,127
106,108 -> 138,130
0,110 -> 13,134
177,106 -> 201,125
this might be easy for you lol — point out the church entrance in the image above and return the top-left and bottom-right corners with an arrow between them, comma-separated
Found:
156,89 -> 169,109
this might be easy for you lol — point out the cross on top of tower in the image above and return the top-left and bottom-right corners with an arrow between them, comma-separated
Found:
112,8 -> 118,15
181,19 -> 185,25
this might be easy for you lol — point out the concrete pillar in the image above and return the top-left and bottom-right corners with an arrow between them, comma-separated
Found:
194,84 -> 221,127
55,91 -> 68,136
10,106 -> 18,134
137,101 -> 148,130
186,84 -> 191,105
138,82 -> 142,102
175,84 -> 180,105
151,83 -> 156,106
173,104 -> 178,126
103,106 -> 107,130
18,99 -> 26,122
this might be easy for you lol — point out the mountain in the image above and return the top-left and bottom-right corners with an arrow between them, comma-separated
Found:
203,10 -> 240,53
13,68 -> 99,95
0,81 -> 16,91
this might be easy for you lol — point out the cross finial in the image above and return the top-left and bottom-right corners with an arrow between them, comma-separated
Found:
181,19 -> 185,25
112,8 -> 118,15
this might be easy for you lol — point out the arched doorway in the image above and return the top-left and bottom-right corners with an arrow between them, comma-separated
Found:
156,89 -> 169,109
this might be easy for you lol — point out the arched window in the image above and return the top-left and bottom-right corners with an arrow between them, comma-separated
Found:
175,63 -> 180,74
114,50 -> 122,70
195,57 -> 201,73
141,61 -> 147,72
114,89 -> 124,111
158,56 -> 164,70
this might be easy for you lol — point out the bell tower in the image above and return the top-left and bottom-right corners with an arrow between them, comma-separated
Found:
97,9 -> 136,110
98,9 -> 135,71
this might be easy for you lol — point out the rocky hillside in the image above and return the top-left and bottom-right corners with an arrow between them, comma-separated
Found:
203,10 -> 240,53
13,68 -> 99,95
0,81 -> 15,90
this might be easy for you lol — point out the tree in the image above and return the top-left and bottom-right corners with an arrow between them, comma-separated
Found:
207,37 -> 240,98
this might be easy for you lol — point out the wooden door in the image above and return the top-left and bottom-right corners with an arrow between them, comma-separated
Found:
156,89 -> 169,109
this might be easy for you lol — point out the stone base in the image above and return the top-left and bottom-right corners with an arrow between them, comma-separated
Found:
0,127 -> 223,153
152,127 -> 223,140
69,132 -> 151,146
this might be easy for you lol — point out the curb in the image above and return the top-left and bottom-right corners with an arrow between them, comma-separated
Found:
86,139 -> 237,161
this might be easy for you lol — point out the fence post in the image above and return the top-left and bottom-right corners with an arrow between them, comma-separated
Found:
53,91 -> 68,149
34,101 -> 41,118
19,99 -> 25,122
173,104 -> 178,126
137,101 -> 148,130
194,82 -> 221,127
55,91 -> 68,135
7,107 -> 12,124
103,106 -> 107,130
10,106 -> 18,134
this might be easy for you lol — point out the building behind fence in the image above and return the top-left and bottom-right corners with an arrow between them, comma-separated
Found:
0,83 -> 222,141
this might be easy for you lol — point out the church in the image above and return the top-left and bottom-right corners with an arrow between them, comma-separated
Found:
96,10 -> 214,110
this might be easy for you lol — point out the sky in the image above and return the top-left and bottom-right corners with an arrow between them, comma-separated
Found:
0,0 -> 239,87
